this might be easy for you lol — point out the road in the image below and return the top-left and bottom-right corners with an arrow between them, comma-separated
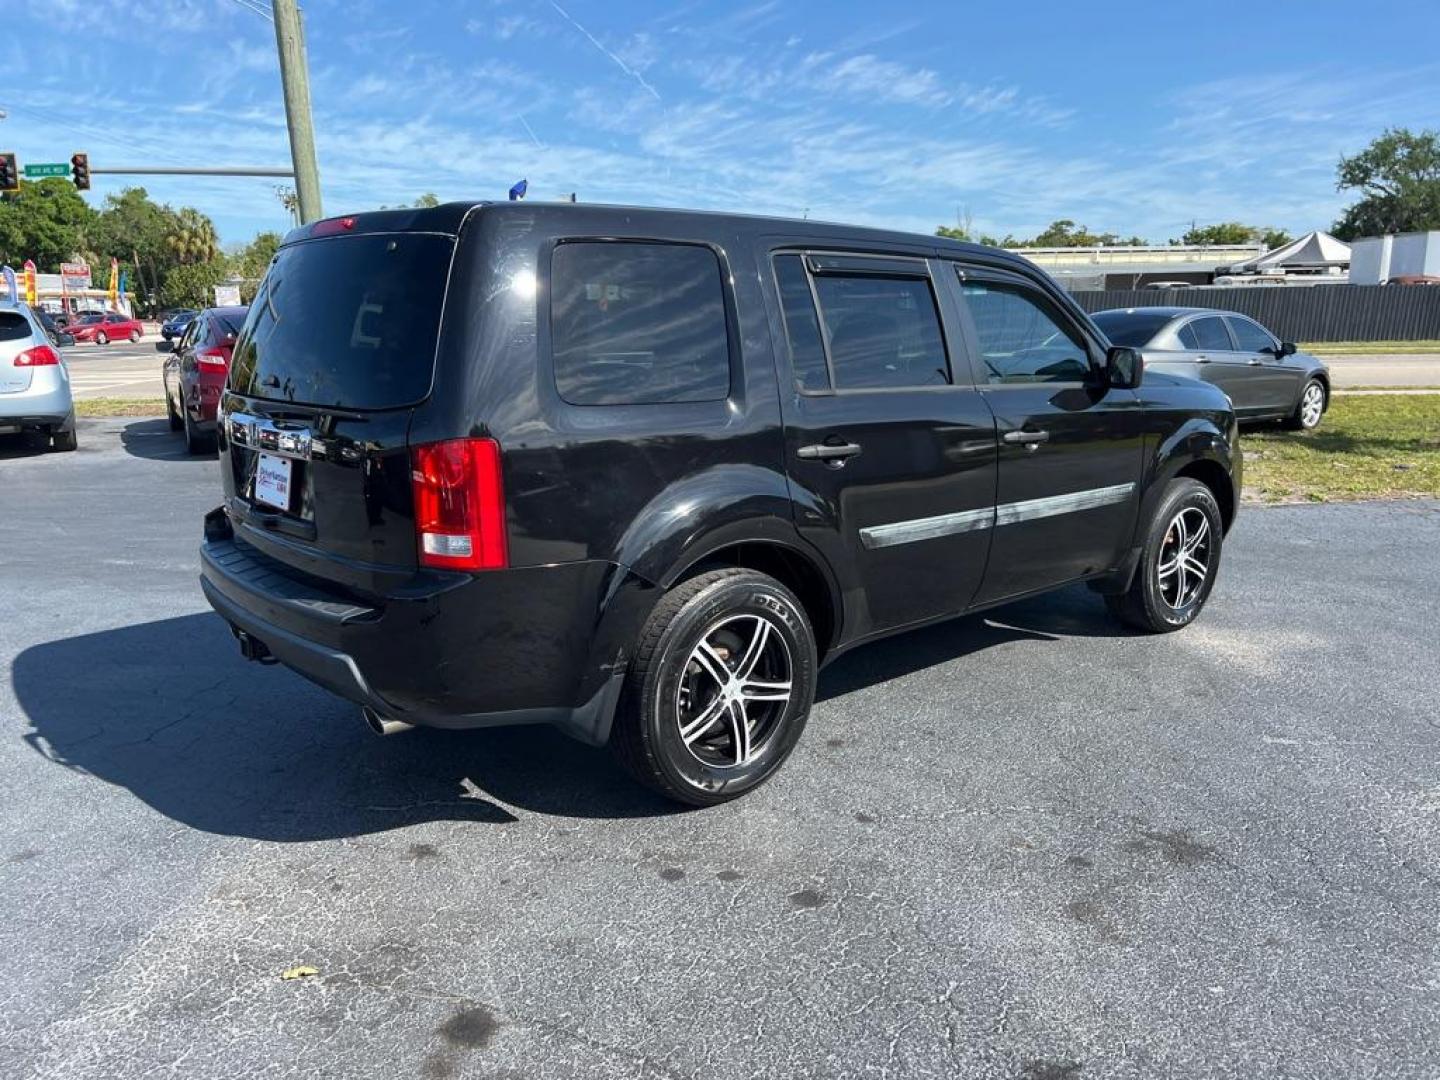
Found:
61,338 -> 170,401
57,339 -> 1440,400
1,419 -> 1437,1079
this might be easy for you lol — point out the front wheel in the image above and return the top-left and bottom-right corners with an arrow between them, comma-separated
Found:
1106,478 -> 1223,633
611,568 -> 817,806
1284,379 -> 1326,431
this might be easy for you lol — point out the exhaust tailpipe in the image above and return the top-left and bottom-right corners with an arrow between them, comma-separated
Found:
362,705 -> 415,737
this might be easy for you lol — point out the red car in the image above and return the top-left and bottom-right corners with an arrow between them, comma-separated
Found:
160,305 -> 247,454
66,311 -> 145,344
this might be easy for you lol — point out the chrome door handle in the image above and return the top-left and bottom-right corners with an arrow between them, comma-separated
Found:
797,441 -> 862,462
1248,358 -> 1264,366
1003,430 -> 1050,446
1194,355 -> 1210,363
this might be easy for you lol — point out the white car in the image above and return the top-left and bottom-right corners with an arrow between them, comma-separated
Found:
0,300 -> 77,451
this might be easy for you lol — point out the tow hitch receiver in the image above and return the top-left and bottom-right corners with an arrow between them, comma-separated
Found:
233,627 -> 277,665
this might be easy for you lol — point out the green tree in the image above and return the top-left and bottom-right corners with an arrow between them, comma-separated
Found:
0,178 -> 98,269
160,258 -> 230,309
89,187 -> 180,310
1020,219 -> 1147,247
166,208 -> 220,265
1333,127 -> 1440,240
1176,222 -> 1293,248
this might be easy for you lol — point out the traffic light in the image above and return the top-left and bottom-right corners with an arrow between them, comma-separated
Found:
0,152 -> 18,194
70,152 -> 90,191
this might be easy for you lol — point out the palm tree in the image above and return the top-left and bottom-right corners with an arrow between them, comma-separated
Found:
165,209 -> 219,265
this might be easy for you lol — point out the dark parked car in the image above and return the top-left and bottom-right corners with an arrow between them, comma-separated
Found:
1091,307 -> 1330,430
161,309 -> 198,340
201,203 -> 1240,805
159,305 -> 247,454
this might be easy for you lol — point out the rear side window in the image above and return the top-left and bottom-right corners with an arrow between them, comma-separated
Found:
1225,316 -> 1276,352
550,242 -> 730,405
229,232 -> 454,410
773,255 -> 830,392
812,275 -> 948,389
1182,316 -> 1232,351
0,313 -> 31,342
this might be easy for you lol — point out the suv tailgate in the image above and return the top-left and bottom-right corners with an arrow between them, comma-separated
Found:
219,230 -> 457,591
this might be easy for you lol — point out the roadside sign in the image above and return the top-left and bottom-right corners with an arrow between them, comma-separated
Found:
23,163 -> 70,179
214,283 -> 242,306
61,262 -> 91,289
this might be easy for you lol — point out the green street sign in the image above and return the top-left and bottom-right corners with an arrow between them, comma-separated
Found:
24,163 -> 71,179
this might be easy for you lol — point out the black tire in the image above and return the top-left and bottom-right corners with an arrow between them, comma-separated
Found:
95,331 -> 108,345
165,388 -> 183,431
182,406 -> 213,455
1105,478 -> 1223,633
50,427 -> 78,452
611,567 -> 817,807
1283,378 -> 1326,431
129,329 -> 141,343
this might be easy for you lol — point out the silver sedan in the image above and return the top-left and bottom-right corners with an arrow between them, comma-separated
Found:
1092,307 -> 1330,430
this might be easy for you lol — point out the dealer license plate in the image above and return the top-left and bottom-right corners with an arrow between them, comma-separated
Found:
254,453 -> 293,511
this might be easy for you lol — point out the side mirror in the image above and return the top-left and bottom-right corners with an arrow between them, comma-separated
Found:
1105,345 -> 1144,389
1278,341 -> 1297,357
155,339 -> 174,353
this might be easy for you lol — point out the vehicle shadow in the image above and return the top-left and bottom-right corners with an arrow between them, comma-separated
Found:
14,587 -> 1127,841
0,432 -> 52,460
817,583 -> 1129,701
119,417 -> 198,462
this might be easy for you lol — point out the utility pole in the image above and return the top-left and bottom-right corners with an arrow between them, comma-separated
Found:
272,0 -> 322,224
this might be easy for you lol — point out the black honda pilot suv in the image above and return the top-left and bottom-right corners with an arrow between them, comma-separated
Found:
201,202 -> 1240,805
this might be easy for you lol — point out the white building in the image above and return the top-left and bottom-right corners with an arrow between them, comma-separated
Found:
1349,230 -> 1440,285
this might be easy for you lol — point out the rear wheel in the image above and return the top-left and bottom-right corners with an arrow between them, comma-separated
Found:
50,427 -> 77,452
1284,378 -> 1326,431
128,328 -> 141,343
95,331 -> 109,345
182,405 -> 213,455
612,568 -> 817,806
1105,478 -> 1223,633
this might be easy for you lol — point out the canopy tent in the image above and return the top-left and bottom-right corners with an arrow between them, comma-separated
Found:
1218,231 -> 1351,274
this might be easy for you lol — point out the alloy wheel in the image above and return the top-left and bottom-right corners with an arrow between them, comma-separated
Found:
1157,507 -> 1211,610
674,613 -> 793,769
1300,383 -> 1324,428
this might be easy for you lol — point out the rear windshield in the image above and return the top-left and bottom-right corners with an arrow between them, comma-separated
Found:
229,232 -> 455,410
1090,309 -> 1175,348
0,312 -> 31,342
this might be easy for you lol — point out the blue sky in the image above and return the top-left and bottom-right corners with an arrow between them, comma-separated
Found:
3,1 -> 1438,247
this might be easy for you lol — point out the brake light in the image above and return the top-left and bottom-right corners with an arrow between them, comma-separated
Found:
312,216 -> 356,236
410,438 -> 507,571
196,348 -> 228,372
14,344 -> 60,367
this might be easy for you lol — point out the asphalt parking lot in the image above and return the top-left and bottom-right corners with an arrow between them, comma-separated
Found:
1,418 -> 1437,1079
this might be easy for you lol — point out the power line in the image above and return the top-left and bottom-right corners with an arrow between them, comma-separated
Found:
228,0 -> 274,21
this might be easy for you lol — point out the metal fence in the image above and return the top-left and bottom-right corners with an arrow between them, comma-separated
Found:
1070,286 -> 1440,342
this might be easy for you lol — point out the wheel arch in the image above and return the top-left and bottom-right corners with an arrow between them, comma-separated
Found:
1145,418 -> 1239,536
665,537 -> 841,662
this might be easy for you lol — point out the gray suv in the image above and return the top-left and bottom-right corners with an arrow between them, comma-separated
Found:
0,301 -> 77,451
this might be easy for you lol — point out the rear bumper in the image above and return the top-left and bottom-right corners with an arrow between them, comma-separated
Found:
198,509 -> 629,745
0,369 -> 74,429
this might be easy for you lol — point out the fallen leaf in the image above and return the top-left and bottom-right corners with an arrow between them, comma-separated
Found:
281,965 -> 319,981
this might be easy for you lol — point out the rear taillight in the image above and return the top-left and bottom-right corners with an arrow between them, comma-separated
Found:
14,345 -> 60,367
410,437 -> 508,571
196,348 -> 228,372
